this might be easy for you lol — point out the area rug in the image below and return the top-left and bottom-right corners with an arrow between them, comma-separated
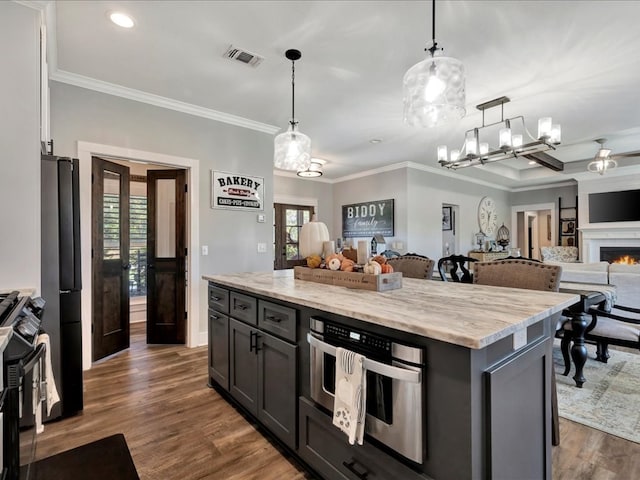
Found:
554,342 -> 640,444
25,433 -> 139,480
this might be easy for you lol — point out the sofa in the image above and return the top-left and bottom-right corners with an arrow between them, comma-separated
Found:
543,260 -> 640,309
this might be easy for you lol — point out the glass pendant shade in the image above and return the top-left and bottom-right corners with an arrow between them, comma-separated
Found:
450,149 -> 460,161
274,124 -> 311,171
499,127 -> 512,148
538,117 -> 552,139
297,160 -> 323,178
479,142 -> 489,155
512,134 -> 523,148
550,124 -> 561,144
588,158 -> 617,175
437,145 -> 448,161
403,54 -> 466,128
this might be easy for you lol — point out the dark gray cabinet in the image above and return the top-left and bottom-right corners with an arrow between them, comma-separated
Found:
229,317 -> 298,449
208,308 -> 229,390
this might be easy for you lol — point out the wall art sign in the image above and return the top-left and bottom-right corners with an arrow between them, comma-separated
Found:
342,199 -> 394,238
211,170 -> 264,211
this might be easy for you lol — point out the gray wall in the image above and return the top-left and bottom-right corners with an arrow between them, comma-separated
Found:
332,167 -> 511,260
511,184 -> 578,210
50,82 -> 275,337
0,3 -> 41,291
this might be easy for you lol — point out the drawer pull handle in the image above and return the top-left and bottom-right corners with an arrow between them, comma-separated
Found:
342,460 -> 369,479
210,296 -> 221,301
210,314 -> 219,320
266,314 -> 282,323
235,303 -> 248,311
249,331 -> 261,353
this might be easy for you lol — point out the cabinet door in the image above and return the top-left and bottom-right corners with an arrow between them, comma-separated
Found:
208,308 -> 229,390
257,332 -> 297,449
229,318 -> 258,415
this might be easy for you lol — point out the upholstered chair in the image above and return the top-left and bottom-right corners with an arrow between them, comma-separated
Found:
437,255 -> 477,283
386,255 -> 435,280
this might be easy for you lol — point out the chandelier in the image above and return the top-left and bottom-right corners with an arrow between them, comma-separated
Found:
403,0 -> 465,128
437,96 -> 563,171
587,139 -> 617,175
297,158 -> 325,178
274,49 -> 311,172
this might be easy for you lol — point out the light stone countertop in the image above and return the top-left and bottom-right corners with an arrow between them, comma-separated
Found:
203,270 -> 580,349
0,288 -> 36,296
0,327 -> 13,353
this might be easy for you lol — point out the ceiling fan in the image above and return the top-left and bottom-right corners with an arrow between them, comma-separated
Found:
587,138 -> 640,175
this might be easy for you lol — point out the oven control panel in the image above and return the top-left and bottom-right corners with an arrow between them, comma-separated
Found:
324,323 -> 391,353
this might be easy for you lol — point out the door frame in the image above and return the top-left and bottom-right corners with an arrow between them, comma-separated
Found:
78,141 -> 200,370
511,202 -> 556,255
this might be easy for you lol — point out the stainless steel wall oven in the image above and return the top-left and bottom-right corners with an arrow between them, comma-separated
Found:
308,317 -> 425,464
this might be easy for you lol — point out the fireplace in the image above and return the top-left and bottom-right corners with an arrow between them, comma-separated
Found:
600,247 -> 640,264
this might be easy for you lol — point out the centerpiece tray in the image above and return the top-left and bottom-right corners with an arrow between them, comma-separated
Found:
293,266 -> 402,292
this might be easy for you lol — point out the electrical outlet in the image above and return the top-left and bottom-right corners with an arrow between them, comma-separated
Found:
257,243 -> 267,253
201,245 -> 208,256
257,213 -> 266,223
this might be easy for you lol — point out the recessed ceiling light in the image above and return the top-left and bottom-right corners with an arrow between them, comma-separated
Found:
528,160 -> 537,165
109,12 -> 135,28
370,139 -> 382,144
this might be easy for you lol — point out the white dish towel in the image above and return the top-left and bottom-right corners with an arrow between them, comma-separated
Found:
33,333 -> 61,433
332,347 -> 367,445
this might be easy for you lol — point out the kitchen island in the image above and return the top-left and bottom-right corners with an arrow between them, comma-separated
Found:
203,270 -> 578,480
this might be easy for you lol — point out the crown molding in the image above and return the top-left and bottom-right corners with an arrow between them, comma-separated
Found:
50,70 -> 280,134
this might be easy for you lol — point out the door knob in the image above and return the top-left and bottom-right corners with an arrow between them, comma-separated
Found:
123,263 -> 131,270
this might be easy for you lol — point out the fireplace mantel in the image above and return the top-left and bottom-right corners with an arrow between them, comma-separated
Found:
579,223 -> 640,262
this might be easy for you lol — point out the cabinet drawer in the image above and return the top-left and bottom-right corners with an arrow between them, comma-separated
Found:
208,284 -> 229,313
298,397 -> 427,480
258,300 -> 297,342
230,292 -> 257,325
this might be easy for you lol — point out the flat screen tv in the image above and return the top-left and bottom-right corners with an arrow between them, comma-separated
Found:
589,189 -> 640,223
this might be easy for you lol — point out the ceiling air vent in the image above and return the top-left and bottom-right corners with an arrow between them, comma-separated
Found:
223,45 -> 264,68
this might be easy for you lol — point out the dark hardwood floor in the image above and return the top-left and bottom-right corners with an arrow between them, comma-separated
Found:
20,323 -> 640,479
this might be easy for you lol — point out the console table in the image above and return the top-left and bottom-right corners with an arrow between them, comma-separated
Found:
468,251 -> 509,262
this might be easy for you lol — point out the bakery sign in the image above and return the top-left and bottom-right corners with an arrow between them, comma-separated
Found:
342,199 -> 394,238
211,170 -> 264,211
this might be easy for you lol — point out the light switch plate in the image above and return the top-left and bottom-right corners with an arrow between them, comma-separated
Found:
257,214 -> 265,223
201,245 -> 208,256
257,242 -> 267,253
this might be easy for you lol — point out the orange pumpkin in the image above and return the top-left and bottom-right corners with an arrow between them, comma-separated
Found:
372,255 -> 387,265
380,263 -> 394,274
340,259 -> 356,272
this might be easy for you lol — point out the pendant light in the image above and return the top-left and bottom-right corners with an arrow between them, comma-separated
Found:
274,49 -> 311,171
403,0 -> 465,128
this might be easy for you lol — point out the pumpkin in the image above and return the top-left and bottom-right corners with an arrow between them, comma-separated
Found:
340,259 -> 356,272
299,215 -> 330,258
327,257 -> 342,271
325,253 -> 344,265
372,255 -> 387,265
363,260 -> 382,275
306,254 -> 322,269
380,263 -> 394,274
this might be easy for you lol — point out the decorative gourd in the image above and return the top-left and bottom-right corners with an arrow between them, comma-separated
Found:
306,254 -> 322,269
372,255 -> 387,265
325,253 -> 344,265
363,260 -> 382,275
380,263 -> 394,274
340,259 -> 356,272
327,257 -> 342,271
299,215 -> 330,258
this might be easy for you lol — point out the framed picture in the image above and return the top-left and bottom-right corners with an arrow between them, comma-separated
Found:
342,199 -> 394,237
561,236 -> 575,247
561,219 -> 575,235
442,206 -> 452,231
546,214 -> 552,241
560,207 -> 576,220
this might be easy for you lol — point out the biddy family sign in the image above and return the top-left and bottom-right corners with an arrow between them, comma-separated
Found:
342,199 -> 394,237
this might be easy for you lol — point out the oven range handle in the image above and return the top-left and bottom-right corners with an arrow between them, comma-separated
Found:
307,333 -> 421,384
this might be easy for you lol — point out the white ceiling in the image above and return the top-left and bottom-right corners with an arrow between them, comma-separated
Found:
43,0 -> 640,189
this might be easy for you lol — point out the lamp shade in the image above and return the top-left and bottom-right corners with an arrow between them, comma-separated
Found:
299,215 -> 330,258
274,124 -> 311,171
403,54 -> 466,128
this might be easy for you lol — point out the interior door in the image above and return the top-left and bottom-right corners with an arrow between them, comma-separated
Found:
146,169 -> 187,344
92,157 -> 130,361
274,203 -> 314,270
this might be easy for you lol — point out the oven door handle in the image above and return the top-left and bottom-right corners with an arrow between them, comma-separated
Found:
307,333 -> 421,384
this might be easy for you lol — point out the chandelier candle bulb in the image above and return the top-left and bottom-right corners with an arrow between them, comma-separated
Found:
465,131 -> 478,156
538,117 -> 552,139
499,127 -> 512,148
437,145 -> 448,162
450,149 -> 460,162
479,142 -> 489,155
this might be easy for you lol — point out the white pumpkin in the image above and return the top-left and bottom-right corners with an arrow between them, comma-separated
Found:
299,214 -> 330,258
363,260 -> 382,275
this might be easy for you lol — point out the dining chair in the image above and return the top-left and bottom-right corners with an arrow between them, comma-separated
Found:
386,255 -> 435,279
473,258 -> 562,446
437,255 -> 477,283
561,304 -> 640,363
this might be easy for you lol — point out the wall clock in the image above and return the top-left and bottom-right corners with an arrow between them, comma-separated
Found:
478,196 -> 498,235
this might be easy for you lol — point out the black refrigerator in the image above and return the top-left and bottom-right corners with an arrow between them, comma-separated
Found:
35,154 -> 84,422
